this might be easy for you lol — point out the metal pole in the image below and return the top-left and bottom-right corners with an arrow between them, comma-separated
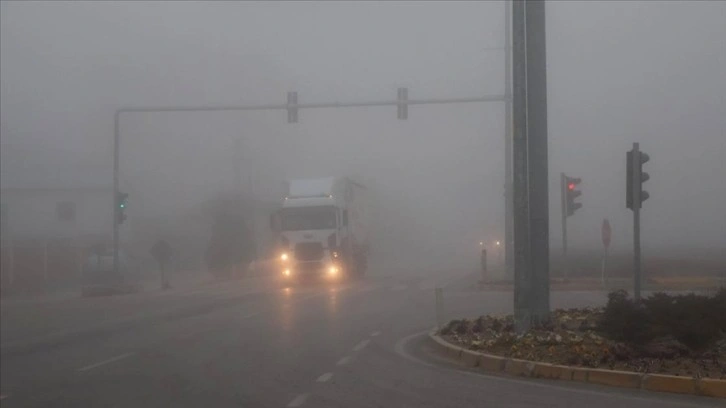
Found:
113,111 -> 120,278
525,0 -> 550,324
504,0 -> 514,276
633,143 -> 642,299
561,172 -> 568,280
511,0 -> 531,333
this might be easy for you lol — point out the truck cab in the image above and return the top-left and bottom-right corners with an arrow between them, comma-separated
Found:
273,177 -> 368,282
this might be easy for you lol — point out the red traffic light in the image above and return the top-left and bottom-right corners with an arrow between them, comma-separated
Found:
568,183 -> 575,190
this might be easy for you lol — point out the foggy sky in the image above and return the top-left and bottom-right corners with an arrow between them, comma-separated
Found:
1,1 -> 724,259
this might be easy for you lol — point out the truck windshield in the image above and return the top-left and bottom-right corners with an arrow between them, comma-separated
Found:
281,206 -> 336,231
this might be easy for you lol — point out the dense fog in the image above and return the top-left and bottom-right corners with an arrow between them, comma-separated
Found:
2,1 -> 724,274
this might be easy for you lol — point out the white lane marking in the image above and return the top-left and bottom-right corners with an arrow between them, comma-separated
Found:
370,331 -> 381,337
336,356 -> 352,366
286,393 -> 309,407
316,372 -> 334,382
77,352 -> 136,372
394,330 -> 435,368
352,339 -> 370,352
394,330 -> 707,408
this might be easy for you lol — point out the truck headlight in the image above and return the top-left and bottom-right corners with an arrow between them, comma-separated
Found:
328,265 -> 338,276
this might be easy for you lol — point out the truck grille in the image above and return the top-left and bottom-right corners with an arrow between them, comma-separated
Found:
295,242 -> 324,261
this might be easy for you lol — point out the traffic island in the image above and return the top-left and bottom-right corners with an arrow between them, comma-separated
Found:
430,289 -> 726,398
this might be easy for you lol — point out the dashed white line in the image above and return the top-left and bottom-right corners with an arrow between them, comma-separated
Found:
352,339 -> 370,352
286,393 -> 309,407
370,331 -> 381,337
336,356 -> 352,366
316,372 -> 334,382
77,352 -> 136,372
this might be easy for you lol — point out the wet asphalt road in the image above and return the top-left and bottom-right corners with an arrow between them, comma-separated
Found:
1,270 -> 721,408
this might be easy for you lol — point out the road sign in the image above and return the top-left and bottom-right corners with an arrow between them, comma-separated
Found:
601,218 -> 611,248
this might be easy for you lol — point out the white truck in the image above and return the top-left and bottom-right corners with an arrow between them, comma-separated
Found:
272,177 -> 369,282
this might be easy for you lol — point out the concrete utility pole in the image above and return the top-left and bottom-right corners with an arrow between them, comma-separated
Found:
504,0 -> 514,275
512,0 -> 550,332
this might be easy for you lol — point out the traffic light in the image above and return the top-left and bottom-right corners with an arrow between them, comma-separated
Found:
397,87 -> 408,120
287,91 -> 298,123
565,176 -> 582,216
627,144 -> 650,209
116,192 -> 128,224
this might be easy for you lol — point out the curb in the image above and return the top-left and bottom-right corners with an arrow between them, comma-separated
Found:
427,330 -> 726,399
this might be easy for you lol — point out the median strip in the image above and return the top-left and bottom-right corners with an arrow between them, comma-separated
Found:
428,330 -> 726,398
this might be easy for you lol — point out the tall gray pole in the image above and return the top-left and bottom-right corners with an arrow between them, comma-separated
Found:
112,111 -> 120,280
632,142 -> 642,300
511,0 -> 532,332
525,0 -> 550,324
512,0 -> 550,331
561,172 -> 568,280
504,0 -> 514,275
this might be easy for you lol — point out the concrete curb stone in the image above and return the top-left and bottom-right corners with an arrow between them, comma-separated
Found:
428,329 -> 724,398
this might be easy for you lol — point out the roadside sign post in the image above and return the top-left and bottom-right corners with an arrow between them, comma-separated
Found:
601,218 -> 612,287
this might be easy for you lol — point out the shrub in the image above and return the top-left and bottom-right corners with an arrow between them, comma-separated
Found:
598,289 -> 726,351
598,290 -> 653,344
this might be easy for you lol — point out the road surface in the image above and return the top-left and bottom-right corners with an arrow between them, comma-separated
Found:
1,269 -> 720,407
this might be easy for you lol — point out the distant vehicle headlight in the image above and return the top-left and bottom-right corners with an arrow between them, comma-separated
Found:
328,265 -> 338,276
280,253 -> 289,261
283,268 -> 291,277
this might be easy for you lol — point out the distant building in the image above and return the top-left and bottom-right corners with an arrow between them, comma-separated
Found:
0,166 -> 114,294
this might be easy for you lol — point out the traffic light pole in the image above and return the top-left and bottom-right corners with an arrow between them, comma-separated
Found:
560,172 -> 568,280
111,93 -> 507,276
632,142 -> 642,300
